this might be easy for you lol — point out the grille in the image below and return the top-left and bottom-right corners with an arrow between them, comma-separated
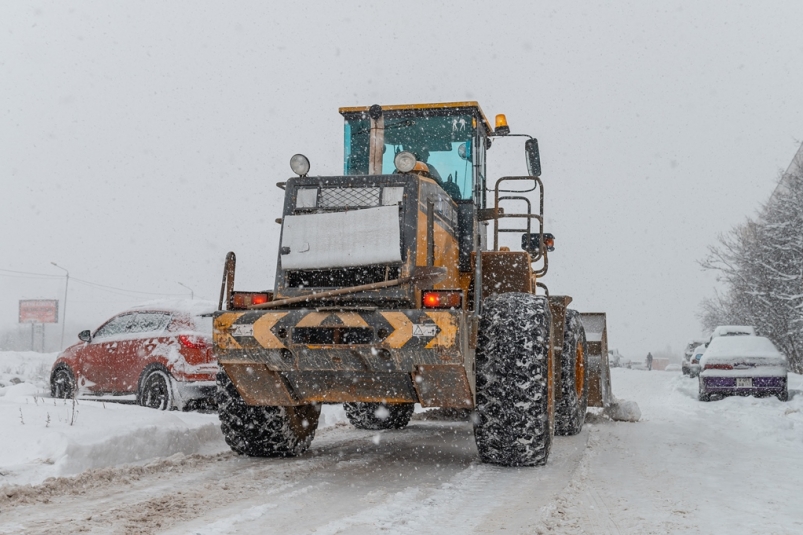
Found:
286,266 -> 401,288
292,327 -> 374,345
320,187 -> 380,208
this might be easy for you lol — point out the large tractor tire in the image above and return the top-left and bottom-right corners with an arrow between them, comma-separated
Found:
555,309 -> 589,436
216,369 -> 320,457
474,293 -> 553,467
344,402 -> 415,430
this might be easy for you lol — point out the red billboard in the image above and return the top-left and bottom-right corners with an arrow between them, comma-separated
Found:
19,300 -> 59,324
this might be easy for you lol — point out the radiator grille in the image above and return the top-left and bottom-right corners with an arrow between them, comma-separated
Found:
320,187 -> 380,208
286,266 -> 401,288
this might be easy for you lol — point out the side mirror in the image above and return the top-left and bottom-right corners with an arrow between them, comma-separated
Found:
525,138 -> 541,177
521,232 -> 555,253
78,330 -> 92,343
457,142 -> 471,161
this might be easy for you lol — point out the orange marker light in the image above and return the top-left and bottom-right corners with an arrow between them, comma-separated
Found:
422,291 -> 463,309
231,292 -> 272,309
423,293 -> 441,308
494,114 -> 510,135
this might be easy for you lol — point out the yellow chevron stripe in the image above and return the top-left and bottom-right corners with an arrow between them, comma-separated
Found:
296,312 -> 331,327
425,311 -> 458,348
382,312 -> 413,348
253,312 -> 289,349
213,313 -> 243,350
336,312 -> 370,328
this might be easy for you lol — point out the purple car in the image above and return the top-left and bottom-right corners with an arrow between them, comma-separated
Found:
698,336 -> 788,402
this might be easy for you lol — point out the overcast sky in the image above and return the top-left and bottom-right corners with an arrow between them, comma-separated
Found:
2,1 -> 803,357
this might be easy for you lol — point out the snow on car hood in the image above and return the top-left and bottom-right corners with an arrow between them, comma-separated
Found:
700,336 -> 786,368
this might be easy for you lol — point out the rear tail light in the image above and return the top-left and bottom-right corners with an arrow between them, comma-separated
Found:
704,363 -> 733,370
422,290 -> 463,309
179,335 -> 210,350
230,291 -> 273,310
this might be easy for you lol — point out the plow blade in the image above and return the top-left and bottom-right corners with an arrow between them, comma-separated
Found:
580,312 -> 641,422
580,313 -> 612,408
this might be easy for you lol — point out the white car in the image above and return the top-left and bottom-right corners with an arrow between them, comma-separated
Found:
689,344 -> 706,378
683,339 -> 707,376
698,336 -> 787,402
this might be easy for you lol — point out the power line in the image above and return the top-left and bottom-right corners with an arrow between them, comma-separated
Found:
0,268 -> 62,279
71,278 -> 186,297
1,268 -> 187,297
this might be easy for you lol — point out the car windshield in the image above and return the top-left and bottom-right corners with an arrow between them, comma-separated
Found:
344,113 -> 476,200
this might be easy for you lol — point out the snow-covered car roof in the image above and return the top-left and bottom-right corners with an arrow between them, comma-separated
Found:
128,299 -> 217,317
710,325 -> 756,338
700,336 -> 785,366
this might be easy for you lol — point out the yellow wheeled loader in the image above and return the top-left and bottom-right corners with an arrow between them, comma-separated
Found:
212,102 -> 617,466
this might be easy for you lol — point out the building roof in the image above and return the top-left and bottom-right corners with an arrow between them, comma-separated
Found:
770,141 -> 803,202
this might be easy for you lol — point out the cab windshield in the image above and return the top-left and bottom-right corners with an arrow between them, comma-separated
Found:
344,112 -> 476,200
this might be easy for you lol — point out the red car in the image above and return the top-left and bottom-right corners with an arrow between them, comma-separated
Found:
50,301 -> 217,410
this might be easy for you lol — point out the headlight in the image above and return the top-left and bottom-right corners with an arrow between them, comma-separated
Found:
394,151 -> 417,173
290,154 -> 310,176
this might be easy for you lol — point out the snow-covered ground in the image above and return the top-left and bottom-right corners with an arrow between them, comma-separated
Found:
542,368 -> 803,534
1,354 -> 802,534
0,351 -> 347,488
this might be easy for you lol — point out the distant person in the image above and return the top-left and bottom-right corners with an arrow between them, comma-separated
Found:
646,352 -> 654,371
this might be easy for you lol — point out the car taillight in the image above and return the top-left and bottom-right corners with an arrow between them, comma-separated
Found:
230,291 -> 273,309
422,290 -> 463,309
704,363 -> 733,370
179,335 -> 209,350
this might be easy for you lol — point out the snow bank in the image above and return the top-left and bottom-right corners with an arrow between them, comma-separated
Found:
0,351 -> 56,397
613,367 -> 803,446
0,350 -> 227,488
605,398 -> 641,422
0,350 -> 355,488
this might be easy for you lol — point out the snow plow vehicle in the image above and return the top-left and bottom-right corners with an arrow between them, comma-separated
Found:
212,102 -> 615,466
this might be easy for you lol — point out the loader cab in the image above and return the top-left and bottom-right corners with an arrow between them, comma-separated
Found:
339,102 -> 492,207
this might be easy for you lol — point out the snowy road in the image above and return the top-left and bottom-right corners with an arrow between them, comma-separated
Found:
0,421 -> 588,534
2,363 -> 802,534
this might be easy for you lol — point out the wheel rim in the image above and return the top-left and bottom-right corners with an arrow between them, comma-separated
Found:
142,372 -> 170,410
575,342 -> 585,398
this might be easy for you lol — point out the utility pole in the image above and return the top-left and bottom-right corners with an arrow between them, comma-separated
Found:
51,262 -> 69,350
177,282 -> 195,299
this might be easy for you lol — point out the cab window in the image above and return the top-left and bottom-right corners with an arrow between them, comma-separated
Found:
344,112 -> 477,201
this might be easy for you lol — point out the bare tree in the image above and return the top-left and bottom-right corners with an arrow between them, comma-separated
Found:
700,170 -> 803,372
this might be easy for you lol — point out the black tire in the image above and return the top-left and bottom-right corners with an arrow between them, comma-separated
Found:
555,309 -> 588,436
138,367 -> 174,410
698,379 -> 710,402
50,366 -> 76,399
216,369 -> 320,457
778,383 -> 789,402
474,293 -> 553,467
343,402 -> 414,430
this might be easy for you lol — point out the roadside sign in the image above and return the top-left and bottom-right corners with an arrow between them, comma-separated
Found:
19,299 -> 59,323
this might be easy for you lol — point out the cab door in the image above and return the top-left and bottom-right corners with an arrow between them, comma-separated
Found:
114,312 -> 172,392
80,313 -> 135,393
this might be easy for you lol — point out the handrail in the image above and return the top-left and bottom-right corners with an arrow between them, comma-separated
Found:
492,176 -> 545,261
